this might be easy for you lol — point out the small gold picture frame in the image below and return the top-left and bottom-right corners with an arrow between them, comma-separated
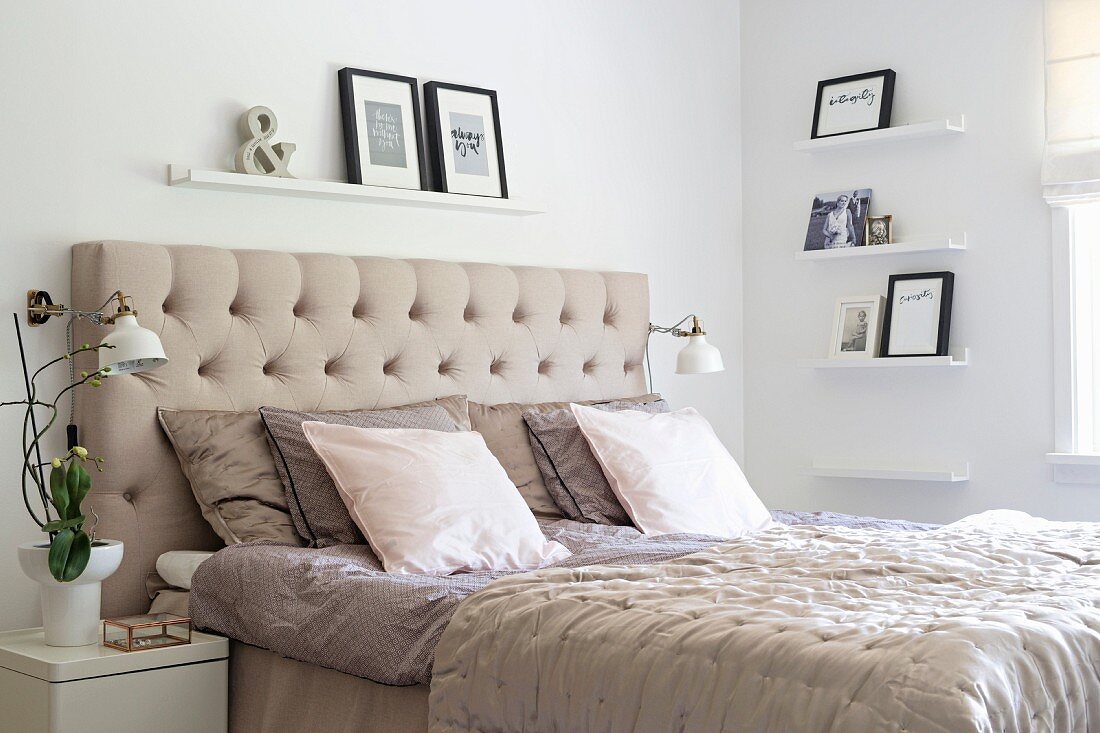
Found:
865,215 -> 893,246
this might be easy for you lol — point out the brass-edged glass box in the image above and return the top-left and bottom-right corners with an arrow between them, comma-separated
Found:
102,613 -> 192,652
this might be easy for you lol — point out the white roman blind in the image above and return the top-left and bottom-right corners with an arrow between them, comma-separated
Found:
1044,0 -> 1100,198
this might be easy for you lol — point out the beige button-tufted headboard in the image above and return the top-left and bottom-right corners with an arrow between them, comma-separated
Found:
70,241 -> 650,616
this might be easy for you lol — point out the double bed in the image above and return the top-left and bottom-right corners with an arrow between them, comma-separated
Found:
72,241 -> 1100,733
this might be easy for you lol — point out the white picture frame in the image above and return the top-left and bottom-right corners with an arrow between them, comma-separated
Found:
829,295 -> 886,359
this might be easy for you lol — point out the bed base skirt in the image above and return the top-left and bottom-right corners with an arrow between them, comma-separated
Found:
149,590 -> 429,731
229,641 -> 429,733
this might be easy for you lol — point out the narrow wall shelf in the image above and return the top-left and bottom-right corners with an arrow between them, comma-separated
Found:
797,348 -> 968,369
806,460 -> 970,483
795,233 -> 966,261
794,116 -> 965,152
167,165 -> 546,216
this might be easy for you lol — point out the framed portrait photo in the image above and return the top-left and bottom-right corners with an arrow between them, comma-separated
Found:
424,81 -> 507,198
880,272 -> 954,357
804,189 -> 872,251
338,67 -> 427,190
811,69 -> 896,139
829,295 -> 885,360
865,215 -> 893,246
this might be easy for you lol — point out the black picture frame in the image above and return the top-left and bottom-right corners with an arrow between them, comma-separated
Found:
423,81 -> 508,198
810,69 -> 896,139
879,271 -> 954,358
338,67 -> 428,189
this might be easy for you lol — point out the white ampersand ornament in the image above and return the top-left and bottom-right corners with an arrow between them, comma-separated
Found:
234,106 -> 296,178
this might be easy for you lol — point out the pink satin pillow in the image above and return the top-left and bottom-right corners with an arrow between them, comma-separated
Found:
570,405 -> 774,536
302,421 -> 570,574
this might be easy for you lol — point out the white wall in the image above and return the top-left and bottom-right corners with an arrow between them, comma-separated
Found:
740,0 -> 1092,524
0,0 -> 742,630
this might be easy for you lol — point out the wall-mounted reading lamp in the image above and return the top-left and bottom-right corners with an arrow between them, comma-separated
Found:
646,314 -> 724,390
23,289 -> 167,448
27,290 -> 168,374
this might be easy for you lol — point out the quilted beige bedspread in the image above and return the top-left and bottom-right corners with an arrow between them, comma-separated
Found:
429,512 -> 1100,733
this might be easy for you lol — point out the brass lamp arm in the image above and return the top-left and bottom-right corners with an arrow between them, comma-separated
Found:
27,290 -> 135,327
649,314 -> 707,338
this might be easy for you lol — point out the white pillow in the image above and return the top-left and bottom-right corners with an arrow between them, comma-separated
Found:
302,421 -> 570,574
570,404 -> 773,536
155,550 -> 215,590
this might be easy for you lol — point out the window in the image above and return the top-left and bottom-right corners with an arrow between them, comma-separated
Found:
1045,0 -> 1100,468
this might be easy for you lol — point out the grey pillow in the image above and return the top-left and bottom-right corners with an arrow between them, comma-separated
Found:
524,399 -> 670,525
261,404 -> 460,546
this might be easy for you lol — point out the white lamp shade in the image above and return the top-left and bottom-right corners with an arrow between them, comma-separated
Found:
675,334 -> 724,374
99,314 -> 168,374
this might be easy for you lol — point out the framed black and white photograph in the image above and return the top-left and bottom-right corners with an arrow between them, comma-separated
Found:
880,272 -> 954,357
829,295 -> 885,360
424,81 -> 507,198
338,67 -> 427,190
810,69 -> 895,139
804,189 -> 872,251
865,214 -> 893,246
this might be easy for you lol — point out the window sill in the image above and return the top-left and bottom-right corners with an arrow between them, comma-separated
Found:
1046,453 -> 1100,483
1046,452 -> 1100,465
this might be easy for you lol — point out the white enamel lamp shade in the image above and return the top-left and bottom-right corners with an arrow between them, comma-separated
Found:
675,332 -> 725,374
98,313 -> 168,374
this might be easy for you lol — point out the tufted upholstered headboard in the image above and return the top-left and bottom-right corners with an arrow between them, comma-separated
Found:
70,241 -> 650,616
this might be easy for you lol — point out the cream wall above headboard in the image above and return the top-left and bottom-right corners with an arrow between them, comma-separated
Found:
71,240 -> 650,616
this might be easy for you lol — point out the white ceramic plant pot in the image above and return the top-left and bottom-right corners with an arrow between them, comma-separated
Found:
17,539 -> 123,646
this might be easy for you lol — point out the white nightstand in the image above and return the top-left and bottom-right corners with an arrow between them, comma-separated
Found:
0,625 -> 228,733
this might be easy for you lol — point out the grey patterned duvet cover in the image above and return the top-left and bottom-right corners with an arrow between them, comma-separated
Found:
189,511 -> 934,685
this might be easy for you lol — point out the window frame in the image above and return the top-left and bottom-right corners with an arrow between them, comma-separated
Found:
1048,194 -> 1100,480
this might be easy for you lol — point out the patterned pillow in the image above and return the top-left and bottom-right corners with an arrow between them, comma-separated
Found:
524,399 -> 670,525
261,404 -> 460,546
467,394 -> 661,518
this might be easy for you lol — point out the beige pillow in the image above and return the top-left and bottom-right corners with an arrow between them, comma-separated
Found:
158,408 -> 304,546
158,395 -> 472,546
468,394 -> 661,517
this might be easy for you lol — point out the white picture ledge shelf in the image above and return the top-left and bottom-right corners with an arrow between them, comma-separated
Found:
796,234 -> 966,261
797,348 -> 968,369
806,460 -> 970,483
167,166 -> 546,216
794,115 -> 965,152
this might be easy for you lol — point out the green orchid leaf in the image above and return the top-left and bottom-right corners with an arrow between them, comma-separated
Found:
47,529 -> 75,582
71,464 -> 92,510
65,463 -> 81,519
40,515 -> 85,533
62,532 -> 91,582
47,529 -> 92,582
49,463 -> 69,519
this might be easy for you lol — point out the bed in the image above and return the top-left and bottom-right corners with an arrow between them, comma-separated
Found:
72,241 -> 1100,733
72,240 -> 659,731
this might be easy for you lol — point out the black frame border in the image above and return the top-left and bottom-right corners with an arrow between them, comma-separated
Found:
810,69 -> 896,140
423,81 -> 509,199
880,271 -> 954,358
338,67 -> 428,190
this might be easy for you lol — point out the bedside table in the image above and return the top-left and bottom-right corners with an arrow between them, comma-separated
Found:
0,625 -> 227,733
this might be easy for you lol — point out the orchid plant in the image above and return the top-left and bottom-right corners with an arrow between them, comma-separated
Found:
7,338 -> 112,582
